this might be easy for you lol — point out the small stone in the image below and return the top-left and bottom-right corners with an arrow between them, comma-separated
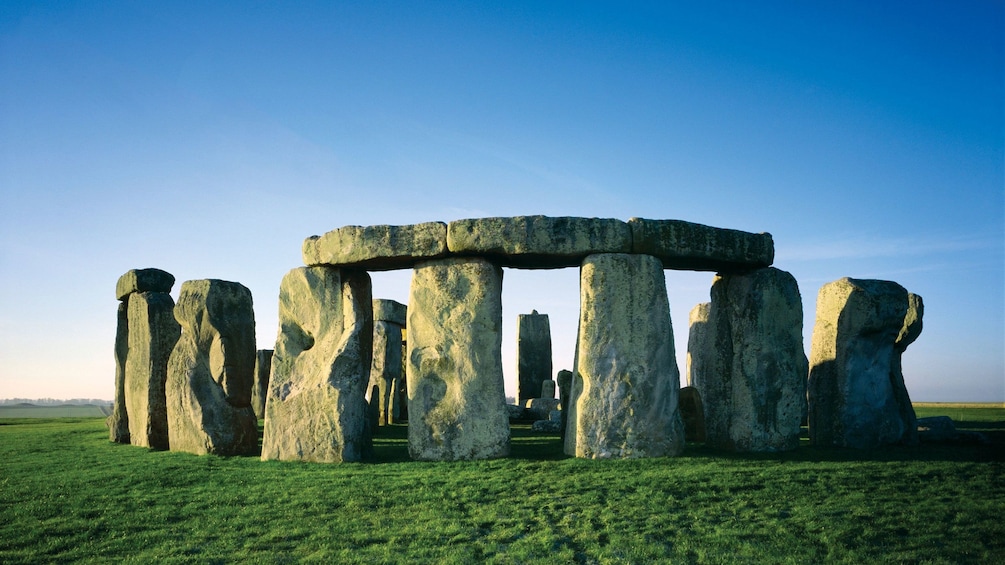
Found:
532,419 -> 563,433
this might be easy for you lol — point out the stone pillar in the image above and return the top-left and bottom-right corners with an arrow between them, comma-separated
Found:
112,268 -> 176,445
167,279 -> 258,456
556,369 -> 572,440
407,257 -> 510,461
251,349 -> 273,420
701,267 -> 807,452
540,379 -> 556,399
686,302 -> 712,389
808,277 -> 918,448
261,267 -> 373,463
678,386 -> 706,443
565,253 -> 684,459
125,292 -> 181,450
517,310 -> 552,404
893,293 -> 924,446
369,299 -> 406,426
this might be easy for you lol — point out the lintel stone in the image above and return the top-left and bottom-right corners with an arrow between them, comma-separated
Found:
373,298 -> 407,326
303,222 -> 448,270
629,218 -> 774,273
116,268 -> 175,300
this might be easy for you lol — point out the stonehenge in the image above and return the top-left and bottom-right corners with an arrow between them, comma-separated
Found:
112,215 -> 931,462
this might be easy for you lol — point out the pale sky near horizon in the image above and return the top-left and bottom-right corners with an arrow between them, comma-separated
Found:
1,1 -> 1002,402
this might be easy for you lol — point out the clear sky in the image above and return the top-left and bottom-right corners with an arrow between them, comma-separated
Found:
1,1 -> 1002,402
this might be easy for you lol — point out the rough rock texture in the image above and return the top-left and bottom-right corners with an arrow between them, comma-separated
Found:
701,268 -> 807,452
261,267 -> 373,463
166,280 -> 258,456
808,278 -> 918,449
540,379 -> 557,399
407,257 -> 510,461
373,299 -> 407,326
446,216 -> 632,268
678,386 -> 706,443
556,369 -> 572,439
368,319 -> 403,425
525,398 -> 561,421
304,222 -> 448,270
108,300 -> 131,443
125,292 -> 180,450
251,349 -> 273,420
628,218 -> 774,273
565,253 -> 684,459
686,302 -> 712,389
517,310 -> 553,404
532,419 -> 562,433
115,268 -> 175,301
892,293 -> 924,446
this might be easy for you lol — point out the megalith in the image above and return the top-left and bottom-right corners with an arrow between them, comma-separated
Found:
369,299 -> 406,426
686,302 -> 712,390
807,277 -> 918,448
407,257 -> 510,461
892,293 -> 924,445
701,267 -> 807,452
166,279 -> 258,456
517,310 -> 552,404
108,301 -> 131,443
565,253 -> 684,459
123,289 -> 180,449
261,267 -> 373,463
678,386 -> 706,443
251,349 -> 273,420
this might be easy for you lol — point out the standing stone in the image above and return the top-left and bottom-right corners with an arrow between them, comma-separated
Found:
108,301 -> 131,443
166,280 -> 258,456
369,299 -> 406,426
686,302 -> 712,389
678,386 -> 706,443
808,278 -> 916,448
407,257 -> 510,461
702,268 -> 807,452
565,253 -> 684,459
540,379 -> 557,400
517,310 -> 552,404
556,369 -> 572,439
892,293 -> 924,446
125,291 -> 181,450
251,349 -> 273,420
262,267 -> 373,463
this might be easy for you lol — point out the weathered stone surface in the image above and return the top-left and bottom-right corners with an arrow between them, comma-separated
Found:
701,268 -> 807,452
628,218 -> 773,273
686,302 -> 712,389
506,404 -> 526,421
525,398 -> 561,421
891,293 -> 924,446
446,216 -> 632,268
916,416 -> 956,442
304,222 -> 448,270
251,349 -> 273,420
407,257 -> 510,461
540,379 -> 557,400
262,267 -> 373,463
517,310 -> 552,404
532,419 -> 562,433
373,298 -> 407,326
678,386 -> 706,443
125,292 -> 180,450
108,300 -> 131,443
808,278 -> 917,449
115,268 -> 175,301
368,319 -> 403,425
565,253 -> 684,459
556,369 -> 572,438
167,280 -> 258,456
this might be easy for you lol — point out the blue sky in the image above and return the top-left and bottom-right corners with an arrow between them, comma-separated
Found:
1,1 -> 1002,402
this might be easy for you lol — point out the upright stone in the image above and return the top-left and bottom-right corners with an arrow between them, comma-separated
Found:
125,291 -> 181,449
166,280 -> 258,456
108,301 -> 131,443
556,369 -> 573,439
540,379 -> 557,399
517,310 -> 552,404
262,267 -> 373,463
808,278 -> 915,448
251,349 -> 273,420
702,267 -> 807,452
407,257 -> 510,461
686,302 -> 712,389
369,299 -> 406,426
565,253 -> 684,459
678,386 -> 706,443
892,293 -> 924,446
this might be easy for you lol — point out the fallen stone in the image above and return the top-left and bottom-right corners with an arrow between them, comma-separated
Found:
108,300 -> 131,443
916,416 -> 957,442
506,404 -> 526,421
446,215 -> 631,269
304,222 -> 448,270
125,291 -> 180,450
251,349 -> 273,420
167,279 -> 258,456
525,398 -> 561,421
407,257 -> 510,461
628,218 -> 773,273
517,310 -> 552,403
262,267 -> 373,463
532,419 -> 562,433
565,253 -> 684,459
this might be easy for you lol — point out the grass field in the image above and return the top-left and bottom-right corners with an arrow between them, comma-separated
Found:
0,404 -> 111,419
0,407 -> 1002,563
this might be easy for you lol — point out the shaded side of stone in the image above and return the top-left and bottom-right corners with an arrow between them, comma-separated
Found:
446,216 -> 632,268
556,369 -> 572,440
369,319 -> 403,425
262,267 -> 373,463
686,302 -> 712,390
678,386 -> 706,443
407,257 -> 510,461
125,292 -> 180,449
108,300 -> 131,443
628,218 -> 774,273
892,293 -> 924,446
116,268 -> 175,301
167,279 -> 258,456
373,298 -> 407,325
251,349 -> 273,420
517,311 -> 552,404
565,253 -> 684,459
304,222 -> 448,270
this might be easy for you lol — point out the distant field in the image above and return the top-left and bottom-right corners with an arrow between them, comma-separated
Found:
0,404 -> 110,419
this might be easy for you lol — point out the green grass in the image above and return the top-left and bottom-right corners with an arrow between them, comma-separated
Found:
0,405 -> 110,419
1,413 -> 1002,563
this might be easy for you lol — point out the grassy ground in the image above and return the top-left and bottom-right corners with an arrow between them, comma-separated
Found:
0,409 -> 1002,563
0,405 -> 111,419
